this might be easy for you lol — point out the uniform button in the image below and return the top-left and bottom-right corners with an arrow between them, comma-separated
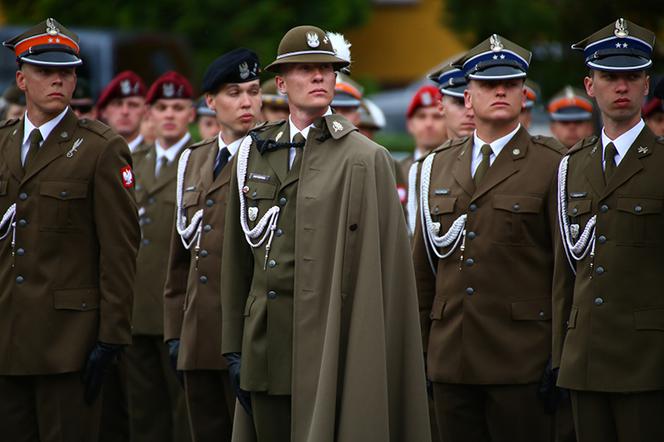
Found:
275,228 -> 283,237
206,199 -> 214,207
199,275 -> 208,284
594,297 -> 604,306
572,207 -> 578,215
267,290 -> 277,300
17,219 -> 27,227
142,238 -> 150,245
539,311 -> 545,319
600,204 -> 609,213
433,207 -> 440,214
465,258 -> 474,267
18,192 -> 28,201
598,235 -> 607,244
279,197 -> 287,206
148,197 -> 156,205
349,224 -> 358,231
466,231 -> 476,240
203,224 -> 212,232
267,259 -> 277,268
60,191 -> 68,198
16,248 -> 25,256
466,287 -> 474,295
595,266 -> 605,275
81,302 -> 87,309
15,275 -> 24,284
144,217 -> 151,225
251,191 -> 257,198
634,205 -> 643,213
200,249 -> 209,258
512,203 -> 520,211
469,204 -> 478,212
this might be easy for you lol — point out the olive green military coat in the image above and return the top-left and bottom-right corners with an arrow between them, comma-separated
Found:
553,126 -> 664,392
0,110 -> 140,374
413,127 -> 564,384
163,137 -> 230,370
221,114 -> 431,442
132,141 -> 190,336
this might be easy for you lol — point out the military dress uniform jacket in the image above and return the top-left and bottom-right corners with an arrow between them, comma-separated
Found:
132,141 -> 190,336
413,127 -> 564,384
0,110 -> 140,374
222,114 -> 431,442
553,126 -> 664,392
163,137 -> 231,370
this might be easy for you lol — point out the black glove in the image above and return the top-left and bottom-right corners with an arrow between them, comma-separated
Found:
166,339 -> 183,386
82,341 -> 124,405
537,357 -> 566,414
224,352 -> 252,416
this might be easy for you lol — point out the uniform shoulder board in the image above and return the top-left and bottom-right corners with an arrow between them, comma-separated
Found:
250,120 -> 282,134
188,136 -> 216,150
0,118 -> 20,129
656,135 -> 664,145
78,118 -> 114,138
567,135 -> 598,155
324,114 -> 357,140
531,134 -> 566,154
432,136 -> 468,154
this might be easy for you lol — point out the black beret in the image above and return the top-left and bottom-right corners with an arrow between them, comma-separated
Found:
202,48 -> 260,93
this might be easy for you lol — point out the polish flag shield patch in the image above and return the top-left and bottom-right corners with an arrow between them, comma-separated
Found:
120,165 -> 134,188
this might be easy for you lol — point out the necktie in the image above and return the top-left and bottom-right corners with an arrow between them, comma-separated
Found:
24,129 -> 42,171
214,147 -> 231,179
604,142 -> 617,183
290,133 -> 306,172
156,156 -> 169,177
474,144 -> 492,186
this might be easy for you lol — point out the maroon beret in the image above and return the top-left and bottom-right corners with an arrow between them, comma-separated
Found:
96,71 -> 146,110
146,71 -> 193,104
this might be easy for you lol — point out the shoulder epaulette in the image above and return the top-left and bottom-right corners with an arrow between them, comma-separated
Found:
567,135 -> 598,155
324,114 -> 357,140
656,135 -> 664,145
0,118 -> 19,129
432,136 -> 468,154
188,136 -> 216,150
78,118 -> 114,138
531,134 -> 566,154
250,120 -> 283,134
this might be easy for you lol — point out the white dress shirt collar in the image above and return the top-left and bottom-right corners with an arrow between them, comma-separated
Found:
218,132 -> 242,158
127,134 -> 144,153
601,119 -> 645,167
288,107 -> 333,142
155,132 -> 191,164
22,107 -> 69,147
471,124 -> 521,175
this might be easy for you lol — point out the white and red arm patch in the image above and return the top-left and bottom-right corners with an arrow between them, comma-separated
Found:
120,165 -> 134,188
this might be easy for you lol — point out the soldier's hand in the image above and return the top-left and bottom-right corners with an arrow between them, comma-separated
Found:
82,341 -> 123,405
537,356 -> 566,414
224,352 -> 252,416
166,339 -> 183,386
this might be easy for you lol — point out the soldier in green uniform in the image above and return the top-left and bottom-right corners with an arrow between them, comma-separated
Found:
413,34 -> 566,442
1,82 -> 26,120
0,18 -> 140,441
163,48 -> 262,442
553,18 -> 664,442
126,71 -> 194,442
221,25 -> 430,442
260,79 -> 289,122
547,86 -> 595,150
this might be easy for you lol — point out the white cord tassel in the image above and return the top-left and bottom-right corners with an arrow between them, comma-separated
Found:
557,155 -> 596,274
0,203 -> 16,241
175,149 -> 204,250
419,153 -> 467,260
236,135 -> 281,256
407,161 -> 419,235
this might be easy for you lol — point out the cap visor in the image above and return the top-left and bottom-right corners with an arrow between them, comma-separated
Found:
266,53 -> 349,73
440,85 -> 466,98
587,55 -> 652,72
20,51 -> 82,67
550,110 -> 592,121
468,65 -> 526,80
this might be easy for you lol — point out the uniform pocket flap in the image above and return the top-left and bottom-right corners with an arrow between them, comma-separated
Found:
567,199 -> 592,216
53,288 -> 99,311
567,306 -> 578,329
182,191 -> 200,208
243,295 -> 256,317
245,182 -> 277,201
634,308 -> 664,331
430,196 -> 456,215
429,298 -> 447,320
40,181 -> 88,200
511,297 -> 551,320
617,197 -> 663,215
494,194 -> 543,213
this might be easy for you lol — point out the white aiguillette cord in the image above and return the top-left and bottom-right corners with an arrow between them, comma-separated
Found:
236,135 -> 281,268
557,155 -> 596,274
175,148 -> 204,250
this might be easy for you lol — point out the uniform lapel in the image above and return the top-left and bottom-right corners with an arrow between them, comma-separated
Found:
582,138 -> 605,196
138,146 -> 157,193
452,137 -> 475,197
601,126 -> 652,198
210,159 -> 232,195
199,139 -> 217,194
150,144 -> 187,194
22,109 -> 78,184
3,119 -> 25,182
470,126 -> 526,203
264,123 -> 289,185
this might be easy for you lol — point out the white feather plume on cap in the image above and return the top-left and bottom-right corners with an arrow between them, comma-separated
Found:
327,32 -> 352,73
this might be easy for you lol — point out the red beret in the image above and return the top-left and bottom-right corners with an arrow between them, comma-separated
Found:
96,71 -> 146,110
406,85 -> 442,118
146,71 -> 193,104
643,97 -> 664,118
